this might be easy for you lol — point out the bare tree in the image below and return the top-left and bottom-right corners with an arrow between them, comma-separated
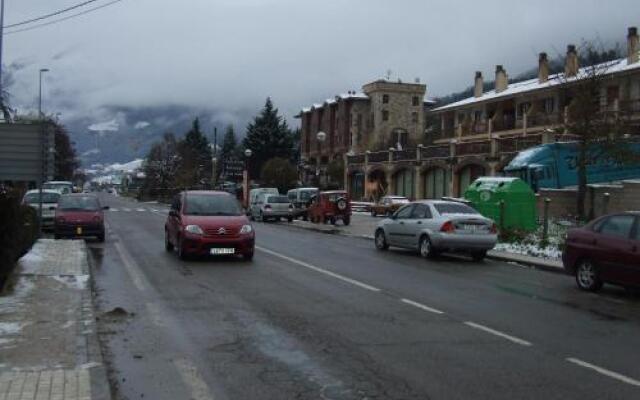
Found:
555,42 -> 637,220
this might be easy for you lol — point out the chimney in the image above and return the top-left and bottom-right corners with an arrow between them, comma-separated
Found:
628,27 -> 639,65
474,71 -> 483,97
495,65 -> 508,93
538,52 -> 549,83
565,44 -> 579,77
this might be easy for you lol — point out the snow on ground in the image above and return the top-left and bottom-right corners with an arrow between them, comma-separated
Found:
494,242 -> 563,260
51,275 -> 90,291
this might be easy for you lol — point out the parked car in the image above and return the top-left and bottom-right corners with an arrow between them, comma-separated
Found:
251,194 -> 294,222
307,190 -> 351,225
287,187 -> 319,220
562,212 -> 640,292
248,187 -> 279,214
370,196 -> 410,217
374,200 -> 497,261
22,189 -> 61,229
43,180 -> 74,194
165,191 -> 255,260
54,194 -> 108,242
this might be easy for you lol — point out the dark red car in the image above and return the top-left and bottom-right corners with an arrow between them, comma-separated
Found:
307,190 -> 351,225
562,212 -> 640,291
54,194 -> 108,242
165,191 -> 255,260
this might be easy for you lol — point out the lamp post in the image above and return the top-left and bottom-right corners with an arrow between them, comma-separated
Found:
243,148 -> 252,209
316,131 -> 326,182
38,68 -> 50,235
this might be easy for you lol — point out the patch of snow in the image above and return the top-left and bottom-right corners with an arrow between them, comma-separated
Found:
50,275 -> 89,290
0,322 -> 25,336
495,242 -> 562,260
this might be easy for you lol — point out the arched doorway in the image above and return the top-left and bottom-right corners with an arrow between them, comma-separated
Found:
349,171 -> 365,200
457,164 -> 486,195
367,169 -> 388,201
424,167 -> 450,199
393,168 -> 415,199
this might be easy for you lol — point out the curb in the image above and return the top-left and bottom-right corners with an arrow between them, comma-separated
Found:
84,244 -> 113,400
282,221 -> 565,274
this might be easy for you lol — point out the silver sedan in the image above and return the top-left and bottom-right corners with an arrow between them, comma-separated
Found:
374,200 -> 498,261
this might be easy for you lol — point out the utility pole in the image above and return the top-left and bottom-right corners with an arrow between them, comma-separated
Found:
0,0 -> 5,115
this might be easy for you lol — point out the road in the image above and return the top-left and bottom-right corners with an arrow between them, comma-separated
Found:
91,193 -> 640,400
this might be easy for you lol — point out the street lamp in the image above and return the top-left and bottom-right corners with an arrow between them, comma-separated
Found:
243,149 -> 252,208
38,68 -> 50,235
316,131 -> 326,178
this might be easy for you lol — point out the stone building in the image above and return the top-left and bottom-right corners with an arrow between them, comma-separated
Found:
345,26 -> 640,201
296,79 -> 434,186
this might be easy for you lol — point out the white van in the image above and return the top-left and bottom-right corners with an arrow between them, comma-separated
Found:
286,187 -> 319,220
248,188 -> 279,215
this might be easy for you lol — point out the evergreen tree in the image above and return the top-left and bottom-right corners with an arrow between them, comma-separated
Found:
242,98 -> 295,178
175,118 -> 213,188
220,125 -> 238,162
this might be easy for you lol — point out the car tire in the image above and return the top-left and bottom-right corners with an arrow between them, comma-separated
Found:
575,259 -> 603,292
330,217 -> 337,225
287,216 -> 293,223
243,252 -> 254,261
97,233 -> 105,243
419,235 -> 437,259
471,250 -> 487,262
165,231 -> 174,252
375,229 -> 389,251
177,237 -> 189,261
343,216 -> 350,226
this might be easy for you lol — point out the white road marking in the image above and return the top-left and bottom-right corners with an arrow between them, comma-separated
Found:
400,298 -> 445,315
566,357 -> 640,387
113,241 -> 148,292
110,208 -> 119,212
150,209 -> 159,212
122,208 -> 132,212
173,358 -> 215,400
256,246 -> 381,292
136,208 -> 146,212
464,321 -> 532,346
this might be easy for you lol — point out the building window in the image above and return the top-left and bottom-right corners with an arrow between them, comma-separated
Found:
382,110 -> 390,121
543,98 -> 555,114
382,94 -> 390,104
412,96 -> 420,106
412,112 -> 419,124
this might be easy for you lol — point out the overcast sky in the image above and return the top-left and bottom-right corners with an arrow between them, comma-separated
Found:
4,0 -> 640,129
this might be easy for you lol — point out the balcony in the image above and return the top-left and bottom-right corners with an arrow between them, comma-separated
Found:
368,151 -> 388,163
393,149 -> 415,161
498,134 -> 543,154
347,154 -> 365,164
456,141 -> 491,157
420,145 -> 449,160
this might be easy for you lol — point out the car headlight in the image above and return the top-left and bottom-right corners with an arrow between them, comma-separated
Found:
239,225 -> 253,234
185,225 -> 204,235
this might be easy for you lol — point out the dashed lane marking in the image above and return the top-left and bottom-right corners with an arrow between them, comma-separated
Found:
464,321 -> 532,347
113,240 -> 149,292
109,208 -> 119,212
256,246 -> 381,292
136,208 -> 146,212
401,298 -> 445,315
122,208 -> 132,212
566,357 -> 640,387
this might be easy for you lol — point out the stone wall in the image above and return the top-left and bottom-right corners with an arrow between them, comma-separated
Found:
537,180 -> 640,219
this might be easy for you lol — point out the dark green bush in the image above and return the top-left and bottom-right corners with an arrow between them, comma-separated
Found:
0,190 -> 39,288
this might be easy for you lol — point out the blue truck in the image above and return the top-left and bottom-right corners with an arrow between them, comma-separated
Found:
503,141 -> 640,191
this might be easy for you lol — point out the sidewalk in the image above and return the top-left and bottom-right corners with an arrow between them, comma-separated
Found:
288,214 -> 564,272
0,240 -> 110,400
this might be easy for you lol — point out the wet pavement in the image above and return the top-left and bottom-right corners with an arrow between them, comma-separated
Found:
92,193 -> 640,400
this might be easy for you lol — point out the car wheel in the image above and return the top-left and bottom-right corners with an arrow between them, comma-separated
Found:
343,216 -> 350,226
97,233 -> 105,243
471,250 -> 487,262
302,214 -> 308,221
575,259 -> 602,291
165,230 -> 174,252
287,216 -> 293,223
243,252 -> 254,261
177,237 -> 189,260
419,235 -> 437,259
375,229 -> 389,250
329,217 -> 337,225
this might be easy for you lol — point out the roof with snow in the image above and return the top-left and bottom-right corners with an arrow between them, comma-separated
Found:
433,57 -> 640,112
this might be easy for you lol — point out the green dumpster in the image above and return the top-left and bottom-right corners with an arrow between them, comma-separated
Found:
464,177 -> 537,231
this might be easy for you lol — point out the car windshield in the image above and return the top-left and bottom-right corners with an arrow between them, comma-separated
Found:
24,192 -> 60,204
184,194 -> 243,216
300,190 -> 317,200
267,195 -> 290,204
324,193 -> 346,202
43,183 -> 72,193
58,196 -> 100,211
434,203 -> 477,215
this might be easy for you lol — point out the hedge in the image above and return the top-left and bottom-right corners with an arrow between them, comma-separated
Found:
0,190 -> 39,288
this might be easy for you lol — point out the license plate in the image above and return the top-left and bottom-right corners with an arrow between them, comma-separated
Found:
463,224 -> 482,232
210,248 -> 235,255
76,226 -> 83,235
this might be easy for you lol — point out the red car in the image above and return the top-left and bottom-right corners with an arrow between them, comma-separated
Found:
307,190 -> 351,225
54,194 -> 108,242
562,212 -> 640,291
165,191 -> 255,260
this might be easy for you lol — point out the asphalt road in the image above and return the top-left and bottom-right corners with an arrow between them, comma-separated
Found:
91,193 -> 640,400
